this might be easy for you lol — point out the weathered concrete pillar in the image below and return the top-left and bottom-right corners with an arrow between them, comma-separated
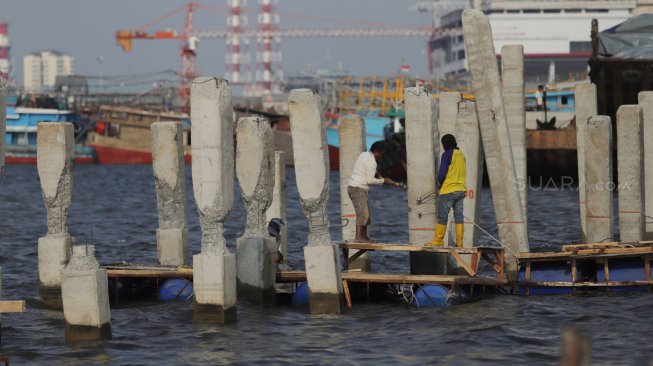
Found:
288,89 -> 343,315
0,79 -> 5,171
501,45 -> 528,228
61,245 -> 111,342
191,77 -> 237,323
584,116 -> 614,244
462,9 -> 529,276
265,151 -> 287,262
617,106 -> 645,242
638,92 -> 653,236
37,122 -> 74,307
151,122 -> 188,266
236,116 -> 276,306
404,87 -> 443,273
338,115 -> 370,270
439,92 -> 462,247
575,83 -> 598,242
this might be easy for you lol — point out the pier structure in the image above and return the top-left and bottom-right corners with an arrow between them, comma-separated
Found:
616,106 -> 645,242
438,92 -> 462,247
501,45 -> 527,229
338,115 -> 370,270
151,122 -> 189,266
61,245 -> 111,342
574,83 -> 598,243
584,116 -> 613,244
638,92 -> 653,237
462,9 -> 529,277
190,77 -> 237,323
265,151 -> 288,263
235,116 -> 277,306
36,122 -> 74,307
288,89 -> 343,315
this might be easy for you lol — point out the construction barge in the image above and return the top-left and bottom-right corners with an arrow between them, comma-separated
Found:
102,241 -> 653,308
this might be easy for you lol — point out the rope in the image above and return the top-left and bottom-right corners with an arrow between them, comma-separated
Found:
445,288 -> 457,306
416,189 -> 438,205
463,214 -> 517,256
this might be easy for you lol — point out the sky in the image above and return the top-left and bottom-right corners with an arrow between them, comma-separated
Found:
3,0 -> 434,87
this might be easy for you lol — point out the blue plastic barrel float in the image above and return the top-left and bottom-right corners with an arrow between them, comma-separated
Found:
517,261 -> 575,295
293,282 -> 310,306
410,285 -> 469,308
597,257 -> 649,292
159,278 -> 194,301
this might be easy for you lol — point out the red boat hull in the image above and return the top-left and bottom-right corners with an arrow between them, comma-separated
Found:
90,144 -> 192,164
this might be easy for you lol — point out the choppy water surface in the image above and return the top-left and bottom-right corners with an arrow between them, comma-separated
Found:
0,165 -> 651,365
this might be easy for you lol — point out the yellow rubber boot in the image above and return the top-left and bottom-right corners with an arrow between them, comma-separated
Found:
426,224 -> 447,246
455,224 -> 464,248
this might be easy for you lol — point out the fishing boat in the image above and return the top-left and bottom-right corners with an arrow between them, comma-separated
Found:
4,95 -> 96,164
87,105 -> 191,164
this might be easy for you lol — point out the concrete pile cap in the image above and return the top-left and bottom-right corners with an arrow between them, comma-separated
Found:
66,245 -> 100,271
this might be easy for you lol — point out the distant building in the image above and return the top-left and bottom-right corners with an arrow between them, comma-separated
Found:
23,50 -> 74,93
424,0 -> 643,87
0,23 -> 10,81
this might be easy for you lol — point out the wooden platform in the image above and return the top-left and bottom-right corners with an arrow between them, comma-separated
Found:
339,242 -> 505,278
276,271 -> 507,286
105,264 -> 193,279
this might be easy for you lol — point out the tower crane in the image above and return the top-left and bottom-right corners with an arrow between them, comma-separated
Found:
116,1 -> 460,100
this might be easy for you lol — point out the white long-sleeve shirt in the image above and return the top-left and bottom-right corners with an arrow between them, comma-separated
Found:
348,152 -> 384,191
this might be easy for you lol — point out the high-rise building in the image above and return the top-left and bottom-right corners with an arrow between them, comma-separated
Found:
23,50 -> 74,93
0,23 -> 10,81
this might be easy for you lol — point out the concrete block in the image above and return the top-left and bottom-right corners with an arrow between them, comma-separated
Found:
462,9 -> 529,276
288,89 -> 331,246
638,91 -> 653,235
265,151 -> 288,262
193,252 -> 237,323
61,245 -> 111,342
304,245 -> 344,315
37,234 -> 71,305
156,228 -> 189,266
236,237 -> 276,305
338,115 -> 370,270
501,45 -> 527,228
190,77 -> 234,255
584,116 -> 613,243
151,121 -> 188,265
617,105 -> 645,242
575,83 -> 598,242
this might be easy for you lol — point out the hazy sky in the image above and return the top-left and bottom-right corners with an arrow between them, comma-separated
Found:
4,0 -> 433,86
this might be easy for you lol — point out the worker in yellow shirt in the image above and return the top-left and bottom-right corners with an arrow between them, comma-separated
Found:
427,134 -> 467,247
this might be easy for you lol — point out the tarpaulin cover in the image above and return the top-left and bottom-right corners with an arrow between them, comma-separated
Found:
599,14 -> 653,58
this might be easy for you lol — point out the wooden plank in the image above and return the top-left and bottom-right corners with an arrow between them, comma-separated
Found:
517,246 -> 653,260
106,268 -> 193,279
0,300 -> 26,313
571,259 -> 577,282
562,241 -> 653,251
342,280 -> 353,309
277,271 -> 307,282
519,280 -> 653,287
339,242 -> 479,254
646,255 -> 651,281
449,250 -> 476,277
341,272 -> 506,286
603,258 -> 610,282
346,249 -> 368,267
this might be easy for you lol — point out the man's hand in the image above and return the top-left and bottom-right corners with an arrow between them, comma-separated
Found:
383,178 -> 393,184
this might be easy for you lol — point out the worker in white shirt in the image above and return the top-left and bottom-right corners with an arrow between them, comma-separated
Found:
347,141 -> 394,243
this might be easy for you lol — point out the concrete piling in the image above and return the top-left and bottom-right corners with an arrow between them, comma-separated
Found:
190,77 -> 237,323
584,116 -> 614,244
638,92 -> 653,236
61,245 -> 111,342
36,122 -> 74,307
462,9 -> 529,276
265,151 -> 287,263
501,45 -> 528,228
616,106 -> 645,242
575,83 -> 598,242
404,86 -> 443,273
338,115 -> 370,270
235,116 -> 276,306
288,89 -> 343,315
151,122 -> 189,266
